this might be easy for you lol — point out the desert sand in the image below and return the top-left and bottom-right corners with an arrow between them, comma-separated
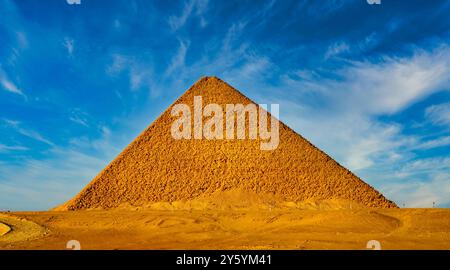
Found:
1,205 -> 449,250
1,77 -> 448,250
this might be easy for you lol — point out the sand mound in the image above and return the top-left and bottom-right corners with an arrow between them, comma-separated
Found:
143,189 -> 370,211
0,213 -> 46,242
57,76 -> 396,210
0,222 -> 11,236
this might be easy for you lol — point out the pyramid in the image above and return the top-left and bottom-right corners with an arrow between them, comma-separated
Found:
57,76 -> 396,210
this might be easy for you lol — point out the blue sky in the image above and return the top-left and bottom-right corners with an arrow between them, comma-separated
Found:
1,0 -> 450,210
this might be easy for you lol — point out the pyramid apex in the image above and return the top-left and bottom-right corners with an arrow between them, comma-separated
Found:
195,76 -> 225,84
188,76 -> 236,96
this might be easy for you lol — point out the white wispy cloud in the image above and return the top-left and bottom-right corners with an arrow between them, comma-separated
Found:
69,109 -> 89,127
16,31 -> 28,49
69,116 -> 88,127
383,173 -> 450,208
324,41 -> 349,59
222,21 -> 248,51
3,119 -> 20,126
278,46 -> 450,115
3,119 -> 54,146
304,0 -> 348,17
107,54 -> 128,75
0,124 -> 126,211
398,157 -> 450,174
165,40 -> 189,76
415,136 -> 450,150
223,56 -> 271,82
425,102 -> 450,127
113,19 -> 121,29
0,143 -> 28,153
16,128 -> 54,146
165,21 -> 265,84
63,37 -> 74,56
0,150 -> 107,210
130,67 -> 153,92
0,68 -> 25,97
168,0 -> 209,31
329,46 -> 450,115
106,53 -> 155,94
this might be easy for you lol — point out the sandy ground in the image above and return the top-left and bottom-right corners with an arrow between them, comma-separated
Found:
0,208 -> 449,250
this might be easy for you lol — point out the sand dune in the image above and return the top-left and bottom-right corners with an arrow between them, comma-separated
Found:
0,213 -> 47,246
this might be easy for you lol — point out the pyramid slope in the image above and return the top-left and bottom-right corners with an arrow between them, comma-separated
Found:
57,76 -> 396,210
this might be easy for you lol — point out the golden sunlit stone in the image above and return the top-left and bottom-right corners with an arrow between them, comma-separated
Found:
55,76 -> 396,210
0,222 -> 11,237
